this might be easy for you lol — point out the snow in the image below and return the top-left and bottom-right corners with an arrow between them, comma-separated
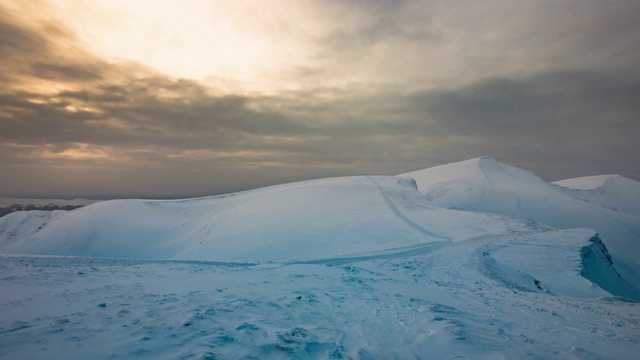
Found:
400,156 -> 640,298
0,197 -> 98,208
0,177 -> 451,261
1,157 -> 639,359
554,174 -> 640,218
554,174 -> 620,190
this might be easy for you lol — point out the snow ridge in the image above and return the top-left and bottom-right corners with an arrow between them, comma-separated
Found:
401,157 -> 640,293
554,175 -> 640,217
554,174 -> 621,190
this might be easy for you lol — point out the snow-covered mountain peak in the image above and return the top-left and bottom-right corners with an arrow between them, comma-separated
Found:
399,156 -> 545,197
553,174 -> 640,218
398,157 -> 549,213
554,174 -> 622,190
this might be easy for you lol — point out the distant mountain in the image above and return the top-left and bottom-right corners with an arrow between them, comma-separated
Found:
0,197 -> 99,218
0,197 -> 97,208
554,174 -> 640,217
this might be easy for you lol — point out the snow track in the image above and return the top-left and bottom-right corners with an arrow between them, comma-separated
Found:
367,176 -> 450,241
289,241 -> 448,266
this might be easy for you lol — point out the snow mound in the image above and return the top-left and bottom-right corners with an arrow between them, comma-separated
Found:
482,228 -> 638,299
0,210 -> 65,243
554,174 -> 620,190
399,156 -> 549,213
0,174 -> 564,263
399,157 -> 640,258
0,177 -> 461,262
554,175 -> 640,217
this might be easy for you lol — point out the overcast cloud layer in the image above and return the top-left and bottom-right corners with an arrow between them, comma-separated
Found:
1,0 -> 639,198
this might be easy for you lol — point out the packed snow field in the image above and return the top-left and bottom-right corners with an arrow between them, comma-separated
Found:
1,157 -> 639,359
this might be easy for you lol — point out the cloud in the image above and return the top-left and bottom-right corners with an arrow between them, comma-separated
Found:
0,4 -> 414,197
396,69 -> 640,178
1,1 -> 640,198
412,71 -> 640,138
301,0 -> 640,90
31,62 -> 103,81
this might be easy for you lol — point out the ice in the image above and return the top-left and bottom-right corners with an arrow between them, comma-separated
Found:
1,158 -> 639,359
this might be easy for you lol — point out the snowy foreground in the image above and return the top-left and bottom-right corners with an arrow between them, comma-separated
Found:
1,157 -> 639,359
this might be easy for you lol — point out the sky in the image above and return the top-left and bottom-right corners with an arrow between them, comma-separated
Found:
1,0 -> 639,199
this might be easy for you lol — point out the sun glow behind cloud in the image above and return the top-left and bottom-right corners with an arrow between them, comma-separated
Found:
47,0 -> 319,93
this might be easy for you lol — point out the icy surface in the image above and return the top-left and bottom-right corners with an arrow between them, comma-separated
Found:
1,158 -> 639,359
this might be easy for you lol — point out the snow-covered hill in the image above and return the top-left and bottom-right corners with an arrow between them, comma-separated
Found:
399,157 -> 640,231
0,175 -> 553,262
400,157 -> 640,294
554,174 -> 640,217
1,158 -> 639,359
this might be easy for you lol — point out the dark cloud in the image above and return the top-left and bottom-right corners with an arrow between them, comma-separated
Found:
395,70 -> 640,179
0,11 -> 46,53
31,62 -> 103,81
406,71 -> 640,136
321,10 -> 437,50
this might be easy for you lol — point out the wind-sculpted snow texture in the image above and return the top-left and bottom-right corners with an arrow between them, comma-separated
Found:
1,158 -> 639,359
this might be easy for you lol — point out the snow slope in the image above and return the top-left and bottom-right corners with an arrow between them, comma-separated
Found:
1,158 -> 639,359
399,158 -> 640,233
0,176 -> 546,263
554,174 -> 620,190
400,157 -> 640,290
1,227 -> 637,359
554,174 -> 640,217
0,177 -> 451,261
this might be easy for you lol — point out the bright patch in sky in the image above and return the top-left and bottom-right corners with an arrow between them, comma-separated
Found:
50,0 -> 317,90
